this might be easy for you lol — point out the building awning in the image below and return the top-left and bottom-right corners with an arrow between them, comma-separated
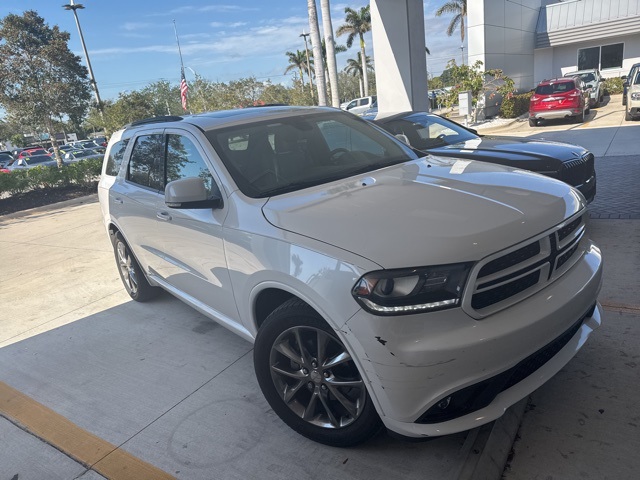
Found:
536,0 -> 640,48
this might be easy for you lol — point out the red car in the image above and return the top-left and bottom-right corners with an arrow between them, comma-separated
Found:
16,148 -> 50,159
529,77 -> 589,127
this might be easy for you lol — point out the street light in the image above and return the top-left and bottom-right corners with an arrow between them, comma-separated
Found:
63,0 -> 103,115
460,44 -> 465,66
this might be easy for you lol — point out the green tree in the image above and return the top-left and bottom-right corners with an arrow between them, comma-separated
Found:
336,6 -> 372,96
436,0 -> 467,42
0,11 -> 91,166
440,60 -> 515,121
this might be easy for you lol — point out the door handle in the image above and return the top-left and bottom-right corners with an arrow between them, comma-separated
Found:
113,196 -> 124,204
157,211 -> 172,221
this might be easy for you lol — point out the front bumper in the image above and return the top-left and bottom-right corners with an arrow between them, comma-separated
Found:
343,240 -> 602,437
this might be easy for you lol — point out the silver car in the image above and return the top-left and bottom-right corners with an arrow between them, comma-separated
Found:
98,106 -> 602,446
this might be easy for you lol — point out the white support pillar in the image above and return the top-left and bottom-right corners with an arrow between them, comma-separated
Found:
371,0 -> 429,113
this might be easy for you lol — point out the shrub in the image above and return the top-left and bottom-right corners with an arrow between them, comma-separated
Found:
603,77 -> 624,95
0,159 -> 102,197
0,169 -> 30,195
499,91 -> 533,118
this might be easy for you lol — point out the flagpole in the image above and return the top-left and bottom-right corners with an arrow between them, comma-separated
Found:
173,20 -> 189,113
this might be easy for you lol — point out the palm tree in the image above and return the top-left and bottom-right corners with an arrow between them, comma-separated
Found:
435,0 -> 467,42
320,0 -> 340,107
284,50 -> 312,91
321,38 -> 347,100
336,6 -> 372,96
344,52 -> 373,98
307,0 -> 327,105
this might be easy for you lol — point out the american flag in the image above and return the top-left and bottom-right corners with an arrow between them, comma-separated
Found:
180,66 -> 188,111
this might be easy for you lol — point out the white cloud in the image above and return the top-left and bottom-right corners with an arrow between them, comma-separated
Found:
210,21 -> 248,28
121,22 -> 153,31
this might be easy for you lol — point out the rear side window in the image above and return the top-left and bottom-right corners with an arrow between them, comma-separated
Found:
105,139 -> 129,176
535,81 -> 575,95
128,134 -> 165,190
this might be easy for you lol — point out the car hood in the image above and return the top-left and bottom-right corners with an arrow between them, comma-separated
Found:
262,157 -> 585,269
428,136 -> 586,168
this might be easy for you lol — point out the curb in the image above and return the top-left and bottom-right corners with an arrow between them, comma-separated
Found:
454,398 -> 527,480
0,193 -> 98,222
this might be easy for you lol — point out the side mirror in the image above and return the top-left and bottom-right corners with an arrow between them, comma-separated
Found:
165,177 -> 223,209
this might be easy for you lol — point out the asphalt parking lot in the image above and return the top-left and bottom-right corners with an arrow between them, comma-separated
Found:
1,99 -> 639,480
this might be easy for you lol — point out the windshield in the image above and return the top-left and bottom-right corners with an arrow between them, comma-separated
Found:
378,113 -> 478,150
27,155 -> 51,165
205,111 -> 416,198
578,73 -> 596,83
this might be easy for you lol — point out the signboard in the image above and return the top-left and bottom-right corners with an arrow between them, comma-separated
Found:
458,91 -> 472,116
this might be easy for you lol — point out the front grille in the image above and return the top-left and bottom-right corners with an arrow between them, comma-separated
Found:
561,152 -> 594,186
467,212 -> 586,317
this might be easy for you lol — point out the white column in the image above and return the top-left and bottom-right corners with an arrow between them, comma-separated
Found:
371,0 -> 429,113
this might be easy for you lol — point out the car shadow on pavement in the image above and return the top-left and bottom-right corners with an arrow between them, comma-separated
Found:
0,295 -> 468,480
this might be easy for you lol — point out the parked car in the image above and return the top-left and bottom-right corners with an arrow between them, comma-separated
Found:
6,154 -> 60,170
99,106 -> 602,447
16,148 -> 50,159
63,148 -> 103,163
624,68 -> 640,121
0,152 -> 14,167
90,136 -> 108,147
48,144 -> 74,154
340,95 -> 377,115
564,69 -> 603,107
529,77 -> 589,126
367,111 -> 596,202
622,62 -> 640,106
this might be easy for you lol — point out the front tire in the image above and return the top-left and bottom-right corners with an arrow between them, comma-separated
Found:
113,232 -> 159,302
254,299 -> 382,447
625,105 -> 632,121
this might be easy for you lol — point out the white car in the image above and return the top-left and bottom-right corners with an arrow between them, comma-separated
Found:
340,95 -> 377,115
625,68 -> 640,121
99,106 -> 602,447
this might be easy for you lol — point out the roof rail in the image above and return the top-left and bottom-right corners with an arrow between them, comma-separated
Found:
127,115 -> 184,128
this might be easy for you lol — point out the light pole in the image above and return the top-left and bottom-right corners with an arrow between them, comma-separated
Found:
63,0 -> 103,116
460,44 -> 465,66
300,31 -> 314,98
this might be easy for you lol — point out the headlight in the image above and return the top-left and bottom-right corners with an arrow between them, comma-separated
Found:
351,263 -> 472,315
631,93 -> 640,101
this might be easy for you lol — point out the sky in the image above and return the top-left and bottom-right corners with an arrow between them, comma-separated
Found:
0,0 -> 467,101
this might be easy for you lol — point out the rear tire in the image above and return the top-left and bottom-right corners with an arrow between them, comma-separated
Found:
254,298 -> 383,447
529,118 -> 538,127
113,232 -> 159,302
575,111 -> 585,123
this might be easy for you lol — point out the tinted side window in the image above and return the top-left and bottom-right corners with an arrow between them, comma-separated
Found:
166,135 -> 214,195
128,134 -> 164,190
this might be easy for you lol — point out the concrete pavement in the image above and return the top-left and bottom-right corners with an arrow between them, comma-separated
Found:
1,106 -> 639,479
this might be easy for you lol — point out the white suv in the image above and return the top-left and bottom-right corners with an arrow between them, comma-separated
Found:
99,106 -> 602,447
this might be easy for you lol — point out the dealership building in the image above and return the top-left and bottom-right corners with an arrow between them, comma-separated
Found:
468,0 -> 640,91
370,0 -> 640,114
